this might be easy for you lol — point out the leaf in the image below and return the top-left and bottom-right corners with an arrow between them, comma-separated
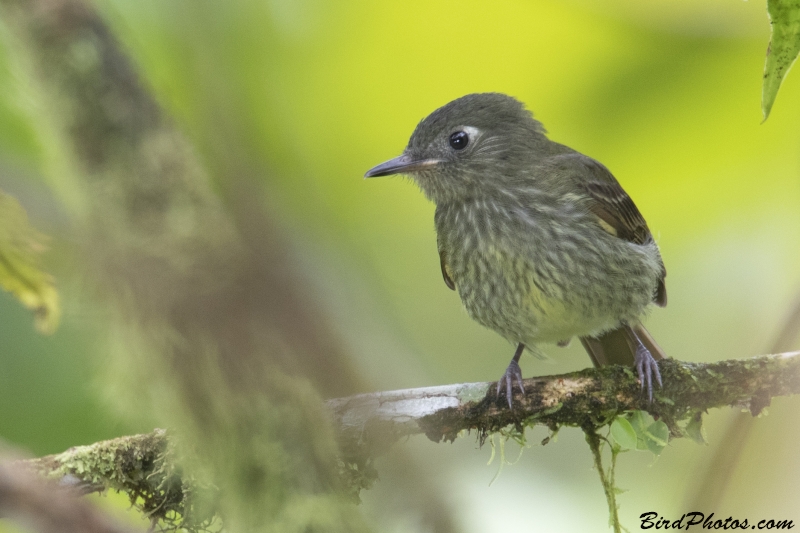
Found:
610,418 -> 637,451
685,412 -> 707,445
628,410 -> 652,450
0,190 -> 60,333
541,403 -> 563,415
763,0 -> 800,120
625,411 -> 670,455
644,421 -> 670,456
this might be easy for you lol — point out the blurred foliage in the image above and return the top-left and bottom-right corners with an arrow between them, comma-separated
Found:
0,1 -> 376,530
0,188 -> 59,333
0,0 -> 799,531
763,0 -> 800,119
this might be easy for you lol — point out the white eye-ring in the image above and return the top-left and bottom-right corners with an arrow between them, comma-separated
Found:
461,126 -> 481,139
448,126 -> 481,151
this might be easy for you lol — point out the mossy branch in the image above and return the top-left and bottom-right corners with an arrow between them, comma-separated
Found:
20,351 -> 800,526
331,352 -> 800,458
21,429 -> 217,530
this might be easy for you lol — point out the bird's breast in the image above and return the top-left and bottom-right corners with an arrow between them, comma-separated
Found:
434,199 -> 660,344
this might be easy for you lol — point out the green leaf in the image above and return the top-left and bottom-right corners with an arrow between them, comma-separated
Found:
0,190 -> 60,333
644,421 -> 670,456
628,411 -> 652,450
541,403 -> 563,415
610,418 -> 637,450
763,0 -> 800,120
685,412 -> 707,445
625,411 -> 670,455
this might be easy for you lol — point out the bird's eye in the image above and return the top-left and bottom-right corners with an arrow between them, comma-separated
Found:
449,131 -> 469,150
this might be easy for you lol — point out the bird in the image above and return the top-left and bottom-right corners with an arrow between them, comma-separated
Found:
365,93 -> 666,407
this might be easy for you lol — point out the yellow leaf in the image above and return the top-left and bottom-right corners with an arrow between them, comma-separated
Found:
0,189 -> 60,333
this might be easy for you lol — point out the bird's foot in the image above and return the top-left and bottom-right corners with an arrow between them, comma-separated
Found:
634,344 -> 663,402
496,358 -> 525,409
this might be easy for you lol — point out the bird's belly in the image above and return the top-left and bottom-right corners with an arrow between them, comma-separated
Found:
512,296 -> 619,343
451,241 -> 659,345
458,277 -> 618,344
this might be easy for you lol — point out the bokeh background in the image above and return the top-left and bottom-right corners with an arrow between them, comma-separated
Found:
1,0 -> 800,531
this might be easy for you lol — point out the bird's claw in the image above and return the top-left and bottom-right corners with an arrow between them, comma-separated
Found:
634,344 -> 662,402
496,358 -> 525,409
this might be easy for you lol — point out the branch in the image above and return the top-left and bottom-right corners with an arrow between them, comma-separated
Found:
23,351 -> 800,522
331,352 -> 800,457
0,460 -> 143,533
21,429 -> 217,529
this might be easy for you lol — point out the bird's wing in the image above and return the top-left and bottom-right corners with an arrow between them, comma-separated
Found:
577,158 -> 651,245
439,249 -> 456,291
558,154 -> 667,306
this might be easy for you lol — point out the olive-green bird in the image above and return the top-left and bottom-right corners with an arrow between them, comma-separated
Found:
365,93 -> 666,406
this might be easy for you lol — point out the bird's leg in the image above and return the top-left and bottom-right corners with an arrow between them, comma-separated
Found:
623,325 -> 662,401
496,343 -> 526,409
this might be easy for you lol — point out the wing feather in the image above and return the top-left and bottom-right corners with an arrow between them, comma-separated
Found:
439,249 -> 456,291
560,155 -> 667,306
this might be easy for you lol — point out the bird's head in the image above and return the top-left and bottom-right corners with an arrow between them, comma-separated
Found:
365,93 -> 548,203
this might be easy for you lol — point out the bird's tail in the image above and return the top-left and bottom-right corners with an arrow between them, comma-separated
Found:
579,324 -> 666,367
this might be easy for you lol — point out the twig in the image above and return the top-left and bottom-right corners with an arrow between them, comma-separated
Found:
585,430 -> 621,533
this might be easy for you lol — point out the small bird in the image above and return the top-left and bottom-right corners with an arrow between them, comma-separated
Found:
365,93 -> 666,406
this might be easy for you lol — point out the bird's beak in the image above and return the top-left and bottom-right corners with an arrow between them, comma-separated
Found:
364,154 -> 441,178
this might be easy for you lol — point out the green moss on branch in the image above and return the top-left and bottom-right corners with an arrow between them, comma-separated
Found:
415,353 -> 800,443
23,429 -> 217,530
